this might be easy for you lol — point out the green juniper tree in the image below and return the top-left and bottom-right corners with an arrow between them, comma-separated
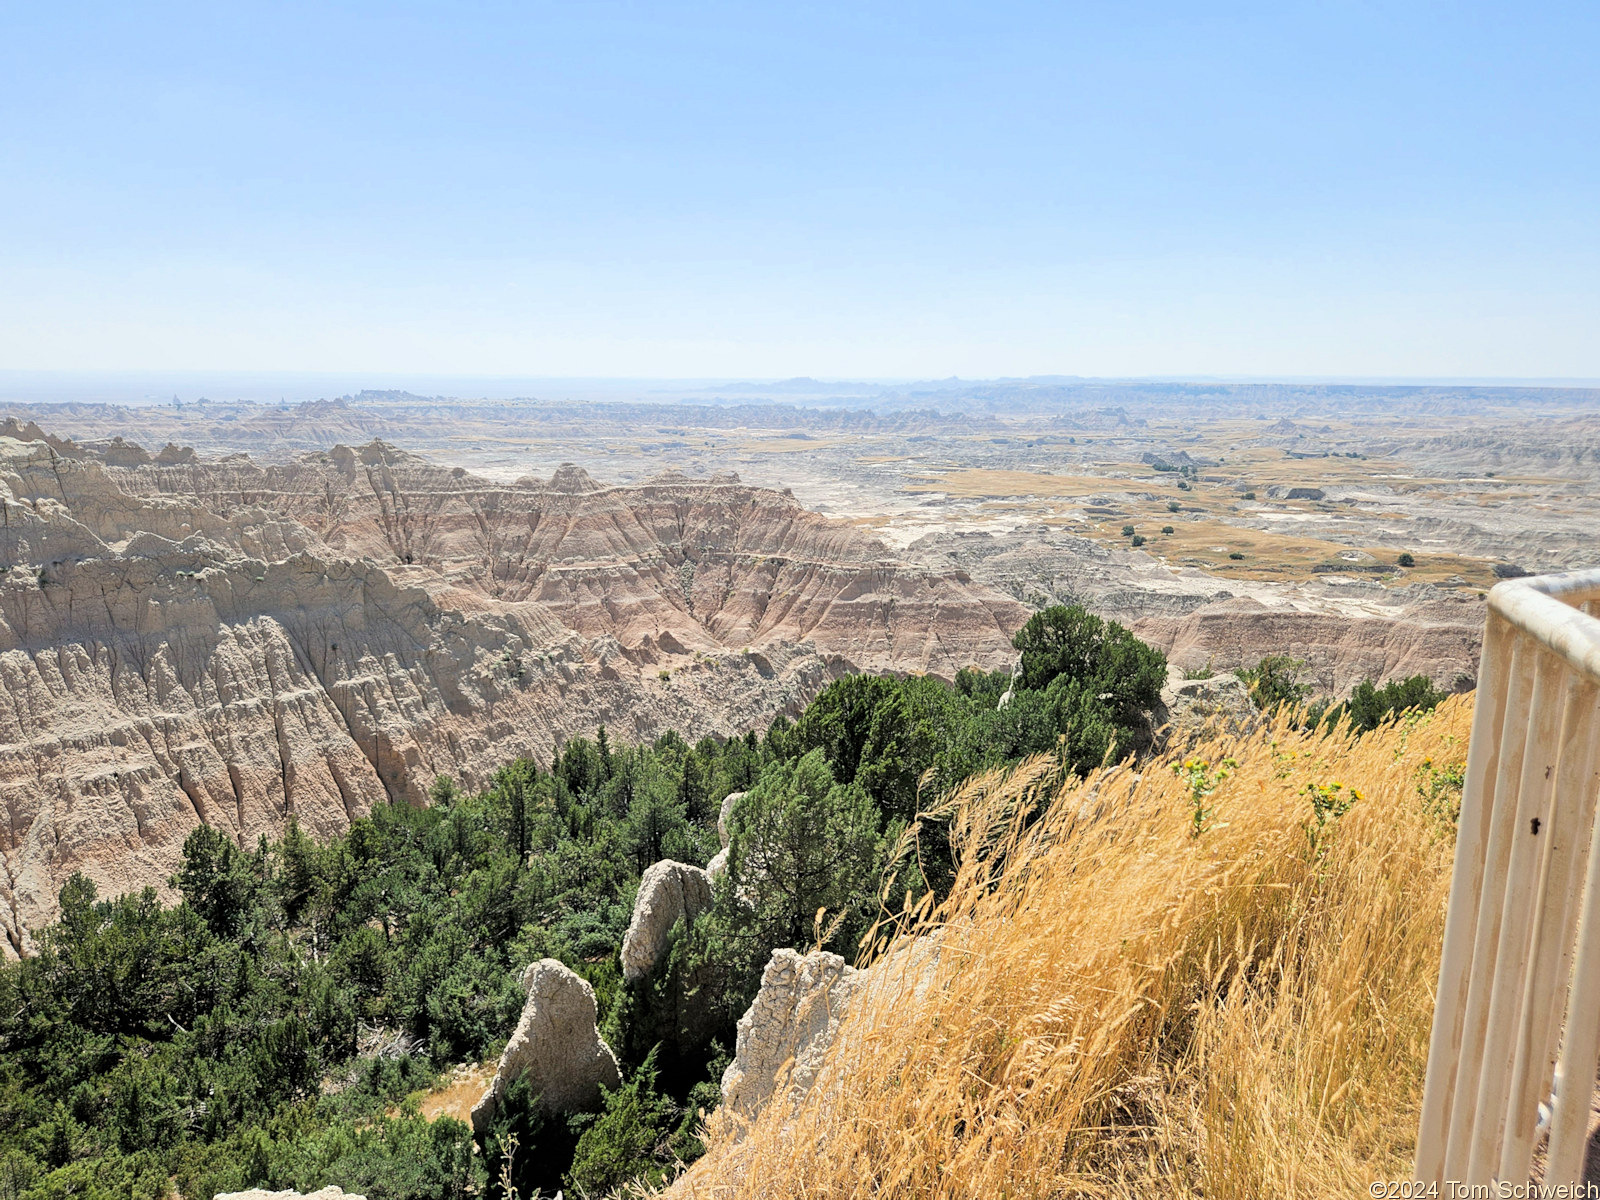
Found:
713,750 -> 883,997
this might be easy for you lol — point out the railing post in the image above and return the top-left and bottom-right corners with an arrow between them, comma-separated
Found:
1417,614 -> 1514,1180
1498,676 -> 1600,1179
1545,684 -> 1600,1179
1443,642 -> 1539,1176
1467,650 -> 1565,1178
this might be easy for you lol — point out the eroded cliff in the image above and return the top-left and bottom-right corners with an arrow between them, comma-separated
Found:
0,435 -> 1026,953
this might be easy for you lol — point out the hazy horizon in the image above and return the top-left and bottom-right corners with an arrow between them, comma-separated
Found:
3,369 -> 1600,411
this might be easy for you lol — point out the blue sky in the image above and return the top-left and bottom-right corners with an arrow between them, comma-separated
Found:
2,2 -> 1595,380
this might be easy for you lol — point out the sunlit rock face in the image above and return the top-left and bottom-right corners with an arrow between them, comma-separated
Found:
621,859 -> 714,983
0,434 -> 1025,954
470,958 -> 621,1131
720,948 -> 864,1122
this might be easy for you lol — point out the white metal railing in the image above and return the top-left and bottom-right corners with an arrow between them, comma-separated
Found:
1417,568 -> 1600,1185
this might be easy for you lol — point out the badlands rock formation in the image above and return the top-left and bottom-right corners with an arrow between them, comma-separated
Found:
705,846 -> 728,881
706,788 -> 745,879
1156,664 -> 1260,747
112,442 -> 1028,674
620,859 -> 713,982
470,958 -> 621,1132
720,948 -> 864,1121
0,433 -> 1026,953
716,789 -> 744,847
911,527 -> 1483,694
1138,590 -> 1481,695
719,939 -> 945,1124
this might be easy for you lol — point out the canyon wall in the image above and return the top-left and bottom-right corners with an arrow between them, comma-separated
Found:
0,436 -> 1026,954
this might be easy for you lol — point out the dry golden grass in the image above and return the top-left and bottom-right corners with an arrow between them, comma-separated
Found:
669,698 -> 1472,1198
411,1061 -> 496,1124
903,462 -> 1500,586
1101,516 -> 1498,587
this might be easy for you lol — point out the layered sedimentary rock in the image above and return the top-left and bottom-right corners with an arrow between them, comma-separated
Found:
720,939 -> 944,1125
1136,590 -> 1482,695
470,958 -> 621,1131
620,860 -> 714,982
111,443 -> 1028,677
0,435 -> 1026,954
910,527 -> 1483,694
720,949 -> 864,1121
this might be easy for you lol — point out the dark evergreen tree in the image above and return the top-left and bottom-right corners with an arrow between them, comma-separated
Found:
173,826 -> 261,941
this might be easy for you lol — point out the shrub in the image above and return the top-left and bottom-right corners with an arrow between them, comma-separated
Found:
1130,535 -> 1146,547
1243,491 -> 1257,499
1121,525 -> 1135,537
1228,552 -> 1244,560
565,1049 -> 679,1195
1397,552 -> 1416,567
173,826 -> 262,939
715,750 -> 883,991
1011,606 -> 1166,711
482,1075 -> 570,1199
789,673 -> 946,822
1324,675 -> 1450,734
1162,525 -> 1174,534
1167,501 -> 1181,512
1236,655 -> 1310,714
